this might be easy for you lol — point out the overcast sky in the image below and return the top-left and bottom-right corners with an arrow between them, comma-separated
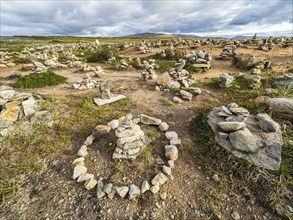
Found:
1,0 -> 292,37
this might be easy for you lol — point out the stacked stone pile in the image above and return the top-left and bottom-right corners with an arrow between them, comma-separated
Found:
208,103 -> 283,170
185,49 -> 212,69
156,59 -> 197,90
0,86 -> 52,136
112,114 -> 151,159
217,44 -> 237,60
72,74 -> 100,90
139,59 -> 158,80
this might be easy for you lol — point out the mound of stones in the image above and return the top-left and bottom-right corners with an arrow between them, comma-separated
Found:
139,59 -> 158,80
208,103 -> 282,170
217,44 -> 237,60
112,114 -> 151,159
156,59 -> 197,91
185,49 -> 212,69
0,86 -> 52,136
71,113 -> 180,200
72,74 -> 100,90
137,38 -> 153,54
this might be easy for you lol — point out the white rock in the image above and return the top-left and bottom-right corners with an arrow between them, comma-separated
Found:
165,131 -> 178,140
116,186 -> 129,198
77,173 -> 94,182
159,122 -> 169,131
77,145 -> 88,157
218,122 -> 246,132
172,96 -> 183,103
160,192 -> 167,200
151,173 -> 168,186
72,157 -> 85,166
128,184 -> 140,199
107,119 -> 120,129
0,90 -> 15,100
103,183 -> 113,194
141,180 -> 150,193
167,160 -> 175,168
22,97 -> 36,116
73,165 -> 87,179
97,180 -> 106,199
84,178 -> 97,190
150,185 -> 160,194
170,138 -> 181,145
165,145 -> 178,160
162,165 -> 172,176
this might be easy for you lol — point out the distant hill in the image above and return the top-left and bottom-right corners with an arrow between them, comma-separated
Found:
123,32 -> 173,38
123,32 -> 229,39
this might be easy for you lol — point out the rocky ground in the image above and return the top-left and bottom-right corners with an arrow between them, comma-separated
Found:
0,37 -> 292,220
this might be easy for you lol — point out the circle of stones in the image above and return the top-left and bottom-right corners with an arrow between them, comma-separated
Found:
71,114 -> 180,200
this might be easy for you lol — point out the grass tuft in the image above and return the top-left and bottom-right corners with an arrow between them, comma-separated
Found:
14,71 -> 67,88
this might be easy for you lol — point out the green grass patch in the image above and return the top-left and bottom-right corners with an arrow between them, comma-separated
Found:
139,144 -> 153,162
0,95 -> 132,207
14,70 -> 67,89
155,59 -> 175,74
13,58 -> 31,64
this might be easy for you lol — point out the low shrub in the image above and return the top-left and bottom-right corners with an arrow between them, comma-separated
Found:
14,70 -> 67,88
86,45 -> 120,63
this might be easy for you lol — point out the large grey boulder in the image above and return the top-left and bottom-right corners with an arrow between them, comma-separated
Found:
208,107 -> 283,170
267,98 -> 293,120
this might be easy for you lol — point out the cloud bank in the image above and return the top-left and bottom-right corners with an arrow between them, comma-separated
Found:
1,0 -> 292,37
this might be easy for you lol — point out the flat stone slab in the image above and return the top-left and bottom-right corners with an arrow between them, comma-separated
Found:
208,107 -> 283,170
94,94 -> 126,106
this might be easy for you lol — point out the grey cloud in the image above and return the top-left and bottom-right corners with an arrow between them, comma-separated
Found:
0,0 -> 292,36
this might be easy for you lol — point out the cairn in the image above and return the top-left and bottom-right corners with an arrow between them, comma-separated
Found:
112,114 -> 150,159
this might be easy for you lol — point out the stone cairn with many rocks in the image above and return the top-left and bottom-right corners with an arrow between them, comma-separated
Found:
112,114 -> 151,159
0,86 -> 52,136
71,113 -> 180,200
155,59 -> 201,102
139,59 -> 158,81
137,38 -> 153,54
184,49 -> 212,69
208,103 -> 283,170
217,44 -> 237,60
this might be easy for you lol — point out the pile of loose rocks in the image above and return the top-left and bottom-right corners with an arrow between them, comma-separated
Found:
217,44 -> 237,60
208,103 -> 283,170
156,59 -> 197,90
72,74 -> 100,90
185,49 -> 212,69
0,86 -> 52,136
71,113 -> 180,200
112,114 -> 151,159
155,59 -> 201,102
139,59 -> 158,80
